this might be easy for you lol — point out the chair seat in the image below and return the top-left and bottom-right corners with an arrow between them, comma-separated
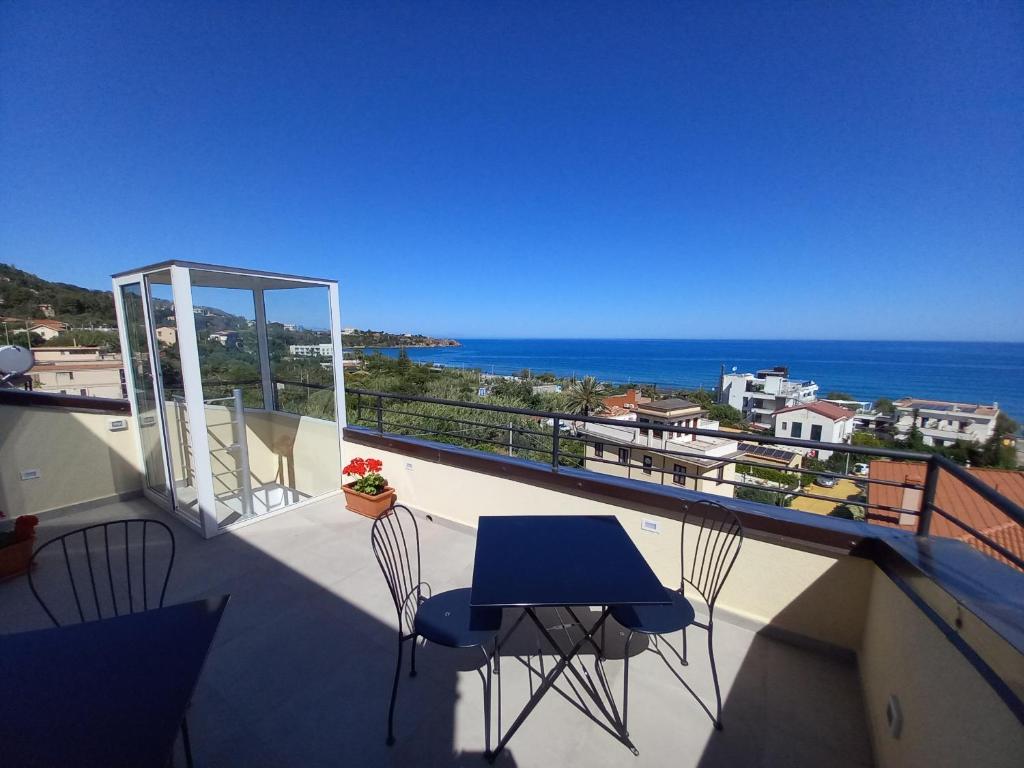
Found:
414,588 -> 502,648
610,588 -> 697,635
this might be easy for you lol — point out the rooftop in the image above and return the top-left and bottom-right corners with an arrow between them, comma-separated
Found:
892,398 -> 998,416
773,401 -> 856,421
637,398 -> 704,414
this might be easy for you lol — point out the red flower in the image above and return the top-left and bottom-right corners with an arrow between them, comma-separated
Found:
13,515 -> 38,542
343,458 -> 367,477
366,459 -> 383,473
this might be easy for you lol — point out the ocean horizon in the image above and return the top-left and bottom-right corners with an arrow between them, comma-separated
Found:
376,338 -> 1024,422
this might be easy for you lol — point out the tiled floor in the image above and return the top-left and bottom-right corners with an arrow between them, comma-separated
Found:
0,497 -> 873,767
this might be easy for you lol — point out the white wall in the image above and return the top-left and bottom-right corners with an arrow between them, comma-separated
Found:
774,410 -> 853,460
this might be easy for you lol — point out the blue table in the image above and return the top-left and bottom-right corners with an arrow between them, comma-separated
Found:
0,596 -> 229,767
471,515 -> 668,760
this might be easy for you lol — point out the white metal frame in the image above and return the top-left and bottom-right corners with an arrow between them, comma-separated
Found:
112,261 -> 346,539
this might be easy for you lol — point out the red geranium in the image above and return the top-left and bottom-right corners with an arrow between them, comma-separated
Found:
13,515 -> 38,543
343,457 -> 387,496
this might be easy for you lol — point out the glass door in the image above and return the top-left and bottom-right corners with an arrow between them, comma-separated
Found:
120,282 -> 171,503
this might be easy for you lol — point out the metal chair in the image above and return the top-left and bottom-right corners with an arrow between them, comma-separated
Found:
371,504 -> 502,746
27,519 -> 193,767
610,501 -> 743,732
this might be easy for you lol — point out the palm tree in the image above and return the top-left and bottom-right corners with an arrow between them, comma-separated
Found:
563,375 -> 607,416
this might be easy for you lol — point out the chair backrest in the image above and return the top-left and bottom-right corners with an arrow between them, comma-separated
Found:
370,505 -> 422,637
679,501 -> 744,610
28,519 -> 176,627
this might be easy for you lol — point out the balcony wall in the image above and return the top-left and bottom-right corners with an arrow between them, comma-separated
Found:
0,397 -> 142,518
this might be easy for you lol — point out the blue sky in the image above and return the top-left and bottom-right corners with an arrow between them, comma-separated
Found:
1,2 -> 1022,340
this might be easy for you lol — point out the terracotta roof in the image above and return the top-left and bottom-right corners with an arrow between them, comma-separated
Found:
28,319 -> 69,330
773,401 -> 855,421
868,461 -> 1024,570
601,389 -> 650,410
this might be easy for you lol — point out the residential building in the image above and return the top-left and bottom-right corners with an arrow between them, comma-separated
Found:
32,346 -> 120,363
208,331 -> 239,347
892,397 -> 1000,447
868,461 -> 1024,569
601,387 -> 651,412
718,365 -> 818,429
30,359 -> 127,398
36,303 -> 55,318
13,318 -> 70,340
772,401 -> 856,460
578,398 -> 741,497
736,442 -> 802,471
530,383 -> 562,395
289,343 -> 334,357
155,326 -> 178,346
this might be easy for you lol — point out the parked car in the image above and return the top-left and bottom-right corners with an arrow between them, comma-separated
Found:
816,474 -> 839,488
853,463 -> 869,476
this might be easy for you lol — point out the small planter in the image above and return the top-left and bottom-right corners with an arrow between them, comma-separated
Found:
343,482 -> 396,519
0,536 -> 35,581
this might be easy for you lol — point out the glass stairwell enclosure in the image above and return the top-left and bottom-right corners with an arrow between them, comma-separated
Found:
112,262 -> 346,538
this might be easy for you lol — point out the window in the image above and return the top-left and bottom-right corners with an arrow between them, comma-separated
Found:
791,422 -> 803,438
654,421 -> 663,439
639,417 -> 649,437
673,464 -> 687,485
618,447 -> 630,465
810,424 -> 823,441
782,421 -> 788,430
642,456 -> 653,475
594,442 -> 604,458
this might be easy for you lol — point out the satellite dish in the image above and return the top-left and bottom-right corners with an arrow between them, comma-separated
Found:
0,345 -> 34,386
731,366 -> 737,372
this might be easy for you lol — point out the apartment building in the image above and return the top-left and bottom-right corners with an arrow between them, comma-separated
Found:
289,343 -> 334,357
891,398 -> 1000,447
771,401 -> 856,460
30,348 -> 127,399
579,398 -> 741,497
719,365 -> 818,428
155,326 -> 178,346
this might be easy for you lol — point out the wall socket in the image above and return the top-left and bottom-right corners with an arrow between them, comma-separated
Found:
20,469 -> 41,481
641,519 -> 660,534
108,418 -> 128,432
405,462 -> 414,471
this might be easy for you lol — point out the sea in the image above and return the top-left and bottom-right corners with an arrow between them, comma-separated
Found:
376,339 -> 1024,422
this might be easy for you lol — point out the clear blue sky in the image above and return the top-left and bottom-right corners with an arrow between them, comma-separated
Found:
2,2 -> 1021,340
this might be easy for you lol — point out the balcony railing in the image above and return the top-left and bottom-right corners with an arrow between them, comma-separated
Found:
345,387 -> 1024,572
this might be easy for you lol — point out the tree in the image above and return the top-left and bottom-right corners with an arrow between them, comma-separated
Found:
563,376 -> 607,416
825,391 -> 857,402
830,503 -> 865,521
707,403 -> 746,428
873,397 -> 895,415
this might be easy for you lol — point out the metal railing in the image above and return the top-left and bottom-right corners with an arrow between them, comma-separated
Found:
345,388 -> 1024,571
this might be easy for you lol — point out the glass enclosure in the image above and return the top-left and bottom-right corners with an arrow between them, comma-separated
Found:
112,262 -> 345,538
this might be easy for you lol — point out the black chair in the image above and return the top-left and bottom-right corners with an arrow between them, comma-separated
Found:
610,501 -> 743,732
27,519 -> 193,767
371,504 -> 502,746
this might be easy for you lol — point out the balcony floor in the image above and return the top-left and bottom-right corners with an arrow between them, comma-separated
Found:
0,497 -> 873,767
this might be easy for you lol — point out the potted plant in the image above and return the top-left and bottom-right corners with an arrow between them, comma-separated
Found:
0,515 -> 39,580
342,457 -> 396,519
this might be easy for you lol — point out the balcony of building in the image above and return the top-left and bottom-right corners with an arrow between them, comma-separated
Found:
0,387 -> 1022,767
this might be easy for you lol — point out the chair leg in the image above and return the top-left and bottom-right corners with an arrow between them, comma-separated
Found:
410,633 -> 418,678
180,716 -> 194,768
493,635 -> 501,675
708,625 -> 723,731
387,637 -> 404,745
480,645 -> 493,753
622,631 -> 634,737
681,624 -> 688,666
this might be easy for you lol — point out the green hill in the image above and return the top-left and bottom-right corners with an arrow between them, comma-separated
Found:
0,263 -> 117,328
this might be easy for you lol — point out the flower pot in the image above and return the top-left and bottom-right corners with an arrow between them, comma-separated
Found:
0,536 -> 35,581
342,482 -> 396,519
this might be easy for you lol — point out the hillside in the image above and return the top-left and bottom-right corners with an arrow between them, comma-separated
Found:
0,263 -> 116,328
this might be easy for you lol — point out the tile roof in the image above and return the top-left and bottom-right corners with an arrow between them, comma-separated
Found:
601,389 -> 650,411
868,461 -> 1024,570
638,397 -> 704,413
28,319 -> 69,330
773,401 -> 856,421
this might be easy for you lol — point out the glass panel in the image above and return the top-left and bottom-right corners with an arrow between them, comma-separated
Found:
261,286 -> 340,502
148,279 -> 199,523
120,283 -> 168,498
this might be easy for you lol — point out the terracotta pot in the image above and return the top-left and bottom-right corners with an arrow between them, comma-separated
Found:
342,482 -> 396,519
0,536 -> 35,581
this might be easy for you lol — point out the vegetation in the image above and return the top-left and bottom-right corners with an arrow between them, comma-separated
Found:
736,487 -> 792,507
830,503 -> 866,521
562,376 -> 606,416
0,263 -> 117,328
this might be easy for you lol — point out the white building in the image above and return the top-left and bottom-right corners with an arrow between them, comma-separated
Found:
771,401 -> 856,460
578,398 -> 741,498
208,331 -> 239,347
892,398 -> 1000,447
289,343 -> 334,357
719,366 -> 818,429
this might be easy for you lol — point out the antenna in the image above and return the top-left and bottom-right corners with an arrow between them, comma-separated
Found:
0,345 -> 35,387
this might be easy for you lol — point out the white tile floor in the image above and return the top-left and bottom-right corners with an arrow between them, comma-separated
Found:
0,497 -> 873,767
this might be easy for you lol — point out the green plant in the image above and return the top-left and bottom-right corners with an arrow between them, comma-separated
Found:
563,375 -> 606,416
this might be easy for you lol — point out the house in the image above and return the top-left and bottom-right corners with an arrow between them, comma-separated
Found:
32,346 -> 120,363
23,319 -> 70,340
736,442 -> 802,471
578,398 -> 742,498
155,326 -> 178,346
289,343 -> 333,357
30,359 -> 127,399
868,461 -> 1024,570
772,401 -> 856,460
208,331 -> 239,347
36,303 -> 55,318
891,397 -> 999,447
530,383 -> 562,395
601,388 -> 650,412
719,365 -> 818,429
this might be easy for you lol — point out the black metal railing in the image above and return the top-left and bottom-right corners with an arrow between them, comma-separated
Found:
345,388 -> 1024,571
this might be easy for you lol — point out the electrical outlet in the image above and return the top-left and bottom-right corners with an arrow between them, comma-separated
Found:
641,519 -> 660,534
108,418 -> 128,432
405,462 -> 413,471
20,469 -> 41,481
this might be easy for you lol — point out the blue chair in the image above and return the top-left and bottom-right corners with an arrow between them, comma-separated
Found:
610,502 -> 743,732
371,505 -> 502,746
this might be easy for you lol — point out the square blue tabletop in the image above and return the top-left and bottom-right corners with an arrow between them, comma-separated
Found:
470,515 -> 669,608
